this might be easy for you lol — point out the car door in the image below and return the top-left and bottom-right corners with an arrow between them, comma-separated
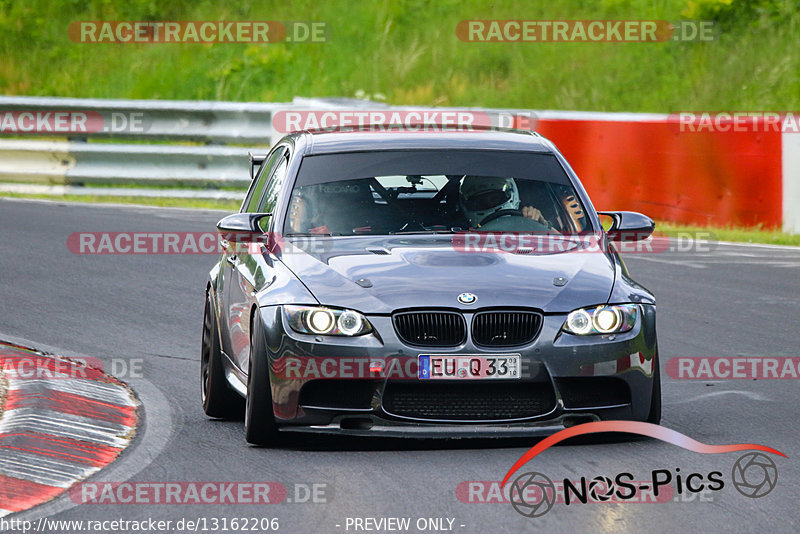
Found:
227,146 -> 290,373
219,147 -> 287,360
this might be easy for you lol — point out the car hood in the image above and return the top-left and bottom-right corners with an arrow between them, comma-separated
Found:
277,235 -> 616,314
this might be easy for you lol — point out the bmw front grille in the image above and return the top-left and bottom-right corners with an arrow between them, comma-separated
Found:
391,309 -> 543,347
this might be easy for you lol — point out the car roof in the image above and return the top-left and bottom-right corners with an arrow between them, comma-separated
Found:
294,127 -> 555,155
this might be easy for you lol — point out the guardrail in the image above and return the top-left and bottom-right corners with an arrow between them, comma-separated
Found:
0,96 -> 515,191
0,95 -> 286,191
1,95 -> 797,232
0,139 -> 252,187
0,95 -> 276,144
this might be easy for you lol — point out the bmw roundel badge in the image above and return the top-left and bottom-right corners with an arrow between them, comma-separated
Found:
457,292 -> 478,305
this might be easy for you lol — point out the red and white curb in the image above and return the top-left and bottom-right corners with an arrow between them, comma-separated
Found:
0,341 -> 138,517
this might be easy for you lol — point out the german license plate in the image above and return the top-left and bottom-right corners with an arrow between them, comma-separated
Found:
418,354 -> 521,380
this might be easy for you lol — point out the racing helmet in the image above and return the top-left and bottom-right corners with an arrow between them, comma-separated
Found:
459,176 -> 520,227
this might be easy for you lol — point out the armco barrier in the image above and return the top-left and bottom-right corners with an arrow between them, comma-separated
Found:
0,97 -> 511,189
0,96 -> 798,233
0,95 -> 275,144
783,131 -> 800,235
0,95 -> 285,189
0,139 -> 252,187
529,113 -> 784,229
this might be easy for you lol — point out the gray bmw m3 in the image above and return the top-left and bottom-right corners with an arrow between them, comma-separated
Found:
201,127 -> 661,446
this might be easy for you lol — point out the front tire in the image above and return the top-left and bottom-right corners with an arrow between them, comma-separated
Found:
646,353 -> 662,424
201,292 -> 243,418
245,311 -> 280,445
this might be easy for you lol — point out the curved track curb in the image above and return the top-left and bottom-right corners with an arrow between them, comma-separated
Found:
0,341 -> 138,517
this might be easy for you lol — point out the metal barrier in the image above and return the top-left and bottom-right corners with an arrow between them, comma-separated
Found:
0,96 -> 513,192
0,95 -> 286,192
0,139 -> 253,187
0,95 -> 276,144
1,96 -> 796,233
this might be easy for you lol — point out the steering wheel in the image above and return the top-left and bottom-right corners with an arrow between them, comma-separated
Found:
478,209 -> 524,227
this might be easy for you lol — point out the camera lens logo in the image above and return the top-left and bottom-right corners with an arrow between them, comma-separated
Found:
509,472 -> 556,518
732,452 -> 778,498
587,476 -> 614,502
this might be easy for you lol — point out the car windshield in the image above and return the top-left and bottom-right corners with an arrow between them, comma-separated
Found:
283,150 -> 592,236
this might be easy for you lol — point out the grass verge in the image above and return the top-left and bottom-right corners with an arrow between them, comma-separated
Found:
0,0 -> 798,112
655,221 -> 800,247
0,192 -> 241,211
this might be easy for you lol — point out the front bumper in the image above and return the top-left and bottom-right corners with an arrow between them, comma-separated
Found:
258,304 -> 658,435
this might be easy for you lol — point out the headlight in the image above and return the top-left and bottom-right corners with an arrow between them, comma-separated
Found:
284,305 -> 373,336
562,304 -> 638,335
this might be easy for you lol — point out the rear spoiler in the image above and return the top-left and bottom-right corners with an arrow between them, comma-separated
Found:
249,152 -> 267,181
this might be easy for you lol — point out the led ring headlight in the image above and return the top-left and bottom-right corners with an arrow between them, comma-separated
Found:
308,309 -> 335,334
337,310 -> 363,336
593,307 -> 621,333
566,309 -> 593,335
563,304 -> 638,335
284,305 -> 373,337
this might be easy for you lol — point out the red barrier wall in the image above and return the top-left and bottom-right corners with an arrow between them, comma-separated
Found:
532,119 -> 783,228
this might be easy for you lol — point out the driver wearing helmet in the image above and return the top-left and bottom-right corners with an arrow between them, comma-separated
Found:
459,176 -> 548,229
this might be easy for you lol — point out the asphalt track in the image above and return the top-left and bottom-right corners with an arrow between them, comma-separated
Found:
1,197 -> 799,533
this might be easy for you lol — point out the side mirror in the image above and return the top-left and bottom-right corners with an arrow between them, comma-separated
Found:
598,211 -> 655,242
216,212 -> 272,239
249,153 -> 267,181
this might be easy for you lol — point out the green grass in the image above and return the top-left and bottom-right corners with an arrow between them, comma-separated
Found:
1,0 -> 798,111
0,192 -> 241,210
2,1 -> 798,241
73,182 -> 247,191
655,221 -> 800,246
